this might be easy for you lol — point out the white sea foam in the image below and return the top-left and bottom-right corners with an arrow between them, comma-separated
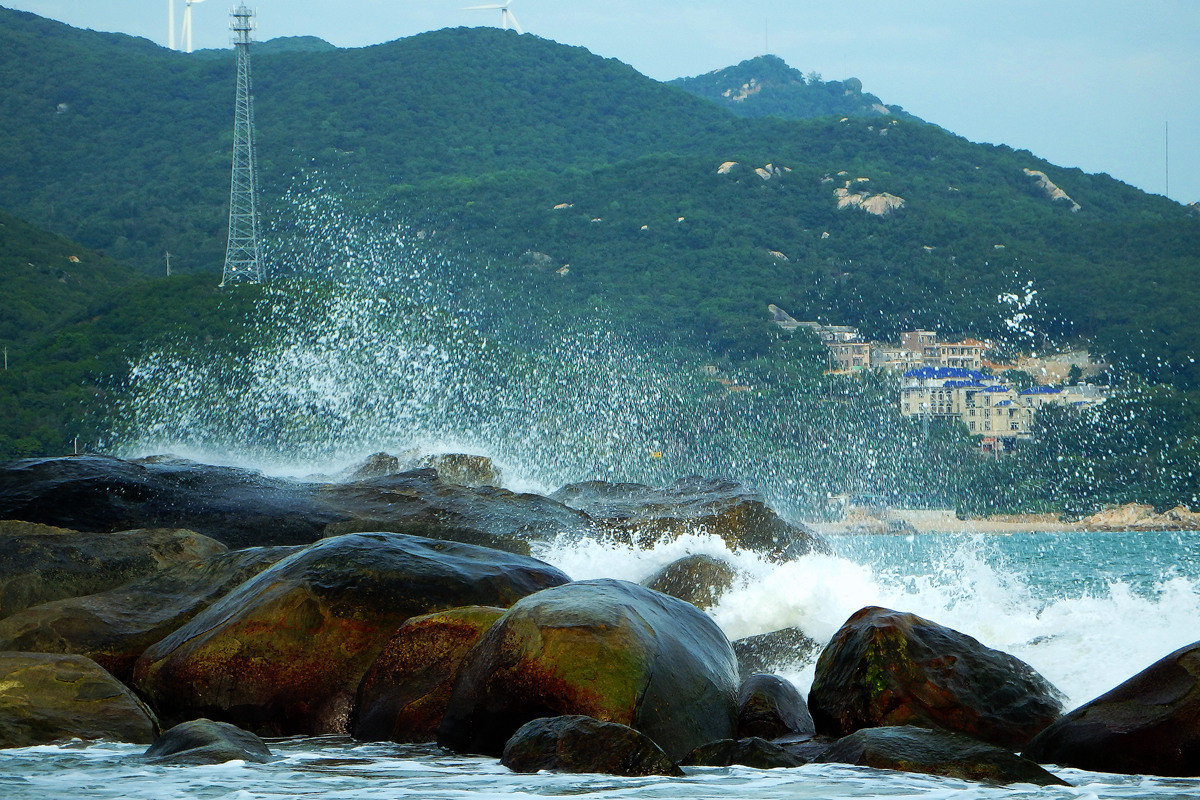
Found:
537,531 -> 1200,710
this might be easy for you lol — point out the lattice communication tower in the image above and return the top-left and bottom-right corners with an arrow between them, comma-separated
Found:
220,5 -> 264,286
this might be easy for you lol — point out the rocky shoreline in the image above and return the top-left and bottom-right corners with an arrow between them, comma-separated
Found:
2,453 -> 1200,781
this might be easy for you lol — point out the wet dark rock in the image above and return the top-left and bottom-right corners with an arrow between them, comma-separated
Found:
1023,640 -> 1200,776
732,626 -> 821,682
143,718 -> 272,764
133,532 -> 570,736
550,476 -> 827,560
320,469 -> 591,555
0,455 -> 592,554
501,715 -> 683,776
416,454 -> 502,488
808,606 -> 1064,750
774,733 -> 839,763
438,578 -> 739,761
0,519 -> 227,620
0,545 -> 299,682
817,725 -> 1069,786
641,553 -> 737,610
0,455 -> 341,548
353,605 -> 506,743
680,736 -> 805,768
737,673 -> 814,739
0,652 -> 158,747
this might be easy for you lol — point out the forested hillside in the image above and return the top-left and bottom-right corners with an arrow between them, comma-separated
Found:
2,7 -> 1200,512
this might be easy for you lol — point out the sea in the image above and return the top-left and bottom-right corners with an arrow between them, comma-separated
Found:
4,528 -> 1200,799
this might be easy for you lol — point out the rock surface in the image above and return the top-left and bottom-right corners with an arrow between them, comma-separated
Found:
143,718 -> 272,764
0,545 -> 298,682
808,606 -> 1064,749
550,476 -> 825,559
732,627 -> 821,681
818,725 -> 1068,786
134,532 -> 570,735
0,455 -> 590,553
681,736 -> 805,769
0,652 -> 158,747
1023,640 -> 1200,776
501,715 -> 683,776
641,553 -> 736,610
353,605 -> 506,743
438,578 -> 739,761
737,673 -> 814,739
0,519 -> 227,620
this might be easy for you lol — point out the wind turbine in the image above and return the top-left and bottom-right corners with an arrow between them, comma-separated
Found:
465,1 -> 523,34
181,0 -> 207,53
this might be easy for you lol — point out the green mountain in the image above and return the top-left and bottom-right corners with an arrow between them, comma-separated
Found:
670,54 -> 921,122
2,7 -> 1200,514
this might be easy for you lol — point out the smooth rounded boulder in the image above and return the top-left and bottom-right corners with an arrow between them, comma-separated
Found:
133,532 -> 570,735
501,715 -> 683,776
0,652 -> 158,747
808,607 -> 1064,749
144,718 -> 272,764
817,725 -> 1068,786
438,578 -> 739,761
732,626 -> 821,681
641,553 -> 737,610
737,673 -> 814,739
352,605 -> 506,742
1023,640 -> 1200,776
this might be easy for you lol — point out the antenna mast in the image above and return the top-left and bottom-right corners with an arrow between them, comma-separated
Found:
221,4 -> 265,286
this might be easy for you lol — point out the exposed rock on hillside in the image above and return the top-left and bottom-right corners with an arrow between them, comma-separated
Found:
834,183 -> 906,216
1024,168 -> 1081,212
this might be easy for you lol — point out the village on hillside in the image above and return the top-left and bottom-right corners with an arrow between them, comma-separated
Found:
768,305 -> 1108,452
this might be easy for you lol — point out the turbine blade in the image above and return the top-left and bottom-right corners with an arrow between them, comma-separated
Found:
507,10 -> 524,34
464,4 -> 504,9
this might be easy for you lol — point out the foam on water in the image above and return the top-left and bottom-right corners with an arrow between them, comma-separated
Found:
535,530 -> 1200,710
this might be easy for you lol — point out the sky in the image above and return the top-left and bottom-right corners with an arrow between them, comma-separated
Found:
5,1 -> 1199,204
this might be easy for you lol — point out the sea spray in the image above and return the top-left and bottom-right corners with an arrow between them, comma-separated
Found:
535,530 -> 1200,711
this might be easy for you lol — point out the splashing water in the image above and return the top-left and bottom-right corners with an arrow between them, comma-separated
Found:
112,181 -> 1200,713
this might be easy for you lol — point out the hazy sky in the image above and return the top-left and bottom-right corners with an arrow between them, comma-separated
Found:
6,1 -> 1199,203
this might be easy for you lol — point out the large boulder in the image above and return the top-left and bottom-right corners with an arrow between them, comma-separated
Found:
133,532 -> 570,735
0,456 -> 341,548
438,578 -> 739,761
732,626 -> 821,682
817,726 -> 1068,786
0,652 -> 158,747
808,607 -> 1064,750
0,455 -> 591,553
320,470 -> 593,555
1023,640 -> 1200,776
641,554 -> 737,610
143,718 -> 272,764
737,673 -> 814,739
550,476 -> 826,559
0,519 -> 226,619
0,545 -> 299,682
352,605 -> 506,743
501,715 -> 683,776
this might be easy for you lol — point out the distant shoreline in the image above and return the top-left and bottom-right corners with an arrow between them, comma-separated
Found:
810,505 -> 1200,535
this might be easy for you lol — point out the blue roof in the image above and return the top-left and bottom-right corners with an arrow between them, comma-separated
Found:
995,400 -> 1013,407
943,380 -> 986,388
904,367 -> 989,381
983,385 -> 1010,392
1019,386 -> 1063,395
